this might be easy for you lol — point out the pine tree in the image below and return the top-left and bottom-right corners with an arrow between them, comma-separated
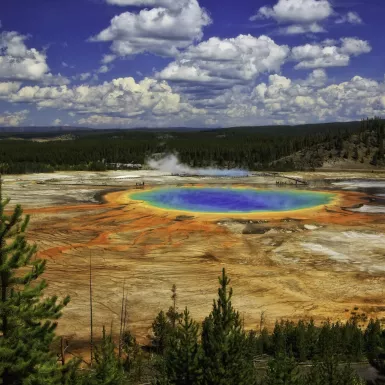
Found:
90,326 -> 125,385
305,319 -> 318,360
166,284 -> 182,329
121,328 -> 145,383
264,353 -> 304,385
295,321 -> 307,362
365,319 -> 382,360
121,329 -> 136,367
163,307 -> 202,385
201,268 -> 256,385
152,310 -> 173,354
272,321 -> 286,356
0,177 -> 70,385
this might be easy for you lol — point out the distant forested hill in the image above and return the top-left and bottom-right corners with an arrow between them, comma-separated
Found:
271,118 -> 385,170
0,119 -> 383,174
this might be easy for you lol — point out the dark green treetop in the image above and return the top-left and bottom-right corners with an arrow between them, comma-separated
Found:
201,268 -> 256,385
163,307 -> 202,385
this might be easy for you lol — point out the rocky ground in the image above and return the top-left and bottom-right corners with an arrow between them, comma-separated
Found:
2,170 -> 385,356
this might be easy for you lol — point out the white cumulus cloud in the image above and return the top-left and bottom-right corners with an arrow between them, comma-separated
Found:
0,81 -> 21,95
158,35 -> 290,89
0,109 -> 29,126
252,0 -> 332,23
340,37 -> 371,56
0,31 -> 49,81
292,38 -> 371,69
251,0 -> 364,35
0,31 -> 70,85
248,72 -> 385,124
2,77 -> 201,123
91,0 -> 211,57
1,70 -> 385,127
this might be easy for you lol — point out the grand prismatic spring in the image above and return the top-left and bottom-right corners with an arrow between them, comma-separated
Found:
3,171 -> 385,352
130,187 -> 335,213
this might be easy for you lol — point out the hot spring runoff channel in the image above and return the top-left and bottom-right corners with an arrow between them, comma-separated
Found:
130,187 -> 335,214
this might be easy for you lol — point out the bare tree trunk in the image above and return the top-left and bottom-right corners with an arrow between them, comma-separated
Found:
119,280 -> 126,358
123,298 -> 128,336
89,252 -> 94,366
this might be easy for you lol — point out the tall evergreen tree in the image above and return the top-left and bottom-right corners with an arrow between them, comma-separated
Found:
272,321 -> 286,356
365,319 -> 382,360
0,177 -> 70,385
295,321 -> 307,362
152,310 -> 172,355
201,269 -> 256,385
163,307 -> 202,385
305,319 -> 319,360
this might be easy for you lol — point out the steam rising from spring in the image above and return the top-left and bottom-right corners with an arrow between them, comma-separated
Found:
147,154 -> 249,177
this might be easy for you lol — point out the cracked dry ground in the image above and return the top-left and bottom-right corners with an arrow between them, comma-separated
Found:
24,194 -> 385,354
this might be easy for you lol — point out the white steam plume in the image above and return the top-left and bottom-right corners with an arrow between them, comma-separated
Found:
147,154 -> 249,177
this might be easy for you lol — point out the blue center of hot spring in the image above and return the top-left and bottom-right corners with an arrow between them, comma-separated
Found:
130,187 -> 334,213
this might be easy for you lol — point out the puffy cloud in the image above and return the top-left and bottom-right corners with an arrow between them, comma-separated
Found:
52,118 -> 62,126
292,38 -> 371,69
335,11 -> 363,25
41,73 -> 70,86
0,31 -> 49,81
91,0 -> 211,57
2,77 -> 200,122
251,0 -> 364,35
0,31 -> 70,85
300,68 -> 327,86
158,35 -> 289,89
0,81 -> 21,95
340,37 -> 371,56
292,45 -> 349,69
1,70 -> 385,127
252,0 -> 332,23
0,109 -> 29,126
169,70 -> 385,127
249,72 -> 385,123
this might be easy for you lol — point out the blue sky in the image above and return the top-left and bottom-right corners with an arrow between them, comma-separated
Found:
0,0 -> 384,128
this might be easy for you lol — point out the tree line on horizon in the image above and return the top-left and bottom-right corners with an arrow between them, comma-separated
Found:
1,182 -> 385,384
0,118 -> 383,174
